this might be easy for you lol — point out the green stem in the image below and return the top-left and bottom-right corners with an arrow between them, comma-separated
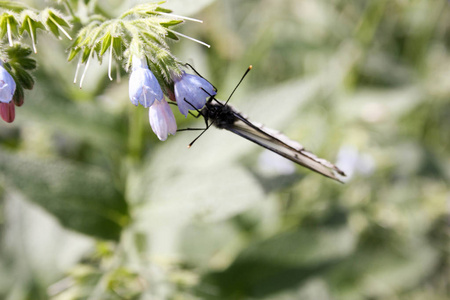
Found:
63,0 -> 79,22
127,106 -> 145,161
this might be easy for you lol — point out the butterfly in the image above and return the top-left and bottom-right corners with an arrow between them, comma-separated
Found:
180,66 -> 346,183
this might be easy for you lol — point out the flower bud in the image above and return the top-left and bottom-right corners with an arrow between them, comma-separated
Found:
0,101 -> 15,123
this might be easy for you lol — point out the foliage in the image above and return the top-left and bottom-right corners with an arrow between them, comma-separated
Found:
0,0 -> 448,299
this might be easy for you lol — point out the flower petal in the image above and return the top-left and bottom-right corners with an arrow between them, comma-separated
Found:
0,62 -> 16,104
174,72 -> 216,117
149,99 -> 177,141
129,57 -> 163,108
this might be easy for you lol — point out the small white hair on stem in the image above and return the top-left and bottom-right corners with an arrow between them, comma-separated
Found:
167,29 -> 210,48
155,11 -> 203,23
79,49 -> 93,88
73,56 -> 82,84
108,37 -> 114,81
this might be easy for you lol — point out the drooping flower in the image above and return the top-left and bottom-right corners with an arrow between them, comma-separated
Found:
0,101 -> 15,123
129,56 -> 164,108
149,99 -> 177,141
0,61 -> 16,104
174,72 -> 216,117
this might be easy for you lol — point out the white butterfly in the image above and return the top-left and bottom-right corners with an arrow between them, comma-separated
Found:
199,99 -> 345,182
180,66 -> 346,182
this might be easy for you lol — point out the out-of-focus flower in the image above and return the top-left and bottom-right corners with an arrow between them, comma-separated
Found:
129,56 -> 163,108
336,145 -> 375,181
0,61 -> 16,104
174,71 -> 216,116
149,99 -> 177,141
0,101 -> 15,123
258,150 -> 296,176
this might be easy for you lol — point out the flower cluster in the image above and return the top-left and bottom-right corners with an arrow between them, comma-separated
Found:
129,56 -> 216,141
0,61 -> 17,123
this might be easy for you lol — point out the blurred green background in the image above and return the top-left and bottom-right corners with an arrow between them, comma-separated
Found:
0,0 -> 449,299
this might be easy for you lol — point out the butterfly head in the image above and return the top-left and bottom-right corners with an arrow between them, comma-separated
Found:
202,101 -> 236,129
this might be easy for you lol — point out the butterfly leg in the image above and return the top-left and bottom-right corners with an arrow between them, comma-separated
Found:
182,99 -> 209,128
177,127 -> 207,132
167,99 -> 211,147
168,101 -> 201,119
170,99 -> 210,134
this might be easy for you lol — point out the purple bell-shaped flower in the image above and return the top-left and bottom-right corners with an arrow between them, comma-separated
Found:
129,56 -> 164,108
174,72 -> 216,117
0,61 -> 16,104
149,99 -> 177,141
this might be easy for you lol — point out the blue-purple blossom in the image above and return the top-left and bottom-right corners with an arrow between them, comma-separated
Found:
149,98 -> 177,141
129,56 -> 163,108
174,72 -> 216,117
0,61 -> 16,104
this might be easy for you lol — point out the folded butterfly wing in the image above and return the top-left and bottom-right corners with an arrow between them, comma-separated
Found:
224,113 -> 345,182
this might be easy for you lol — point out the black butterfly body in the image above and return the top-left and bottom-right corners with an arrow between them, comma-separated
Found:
198,98 -> 346,182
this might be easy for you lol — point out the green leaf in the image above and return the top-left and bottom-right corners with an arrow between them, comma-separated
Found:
42,9 -> 71,39
12,84 -> 24,106
68,46 -> 81,61
112,36 -> 124,59
68,35 -> 84,61
154,7 -> 173,14
12,65 -> 34,90
0,150 -> 129,240
5,42 -> 32,58
160,19 -> 183,27
20,14 -> 46,39
5,44 -> 36,90
16,56 -> 36,70
99,32 -> 112,56
166,30 -> 179,40
47,10 -> 71,29
0,14 -> 7,39
325,242 -> 438,300
0,13 -> 19,40
81,46 -> 92,63
7,14 -> 19,36
45,16 -> 61,38
200,226 -> 356,297
93,42 -> 102,63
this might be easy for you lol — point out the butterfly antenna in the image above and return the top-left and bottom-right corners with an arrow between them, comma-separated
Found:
223,65 -> 252,106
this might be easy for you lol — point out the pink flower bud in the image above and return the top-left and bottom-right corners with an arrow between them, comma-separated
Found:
0,101 -> 15,123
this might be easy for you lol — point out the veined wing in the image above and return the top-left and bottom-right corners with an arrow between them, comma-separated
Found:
224,111 -> 346,182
